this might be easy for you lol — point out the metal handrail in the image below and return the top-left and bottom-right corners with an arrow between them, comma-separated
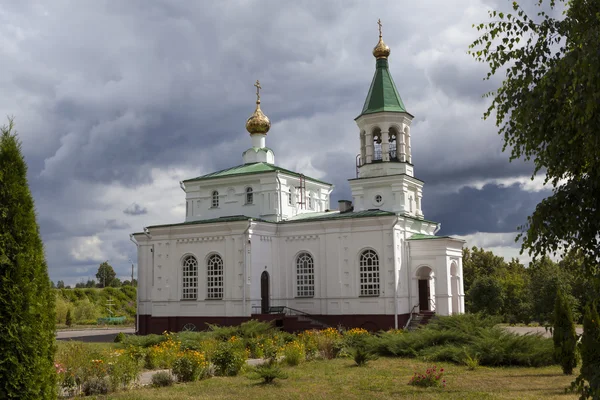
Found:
403,303 -> 420,330
250,305 -> 330,328
282,306 -> 329,328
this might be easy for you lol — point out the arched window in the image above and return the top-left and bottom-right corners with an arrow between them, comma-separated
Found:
308,193 -> 313,210
296,252 -> 314,297
211,191 -> 219,208
245,187 -> 253,204
389,127 -> 399,161
207,254 -> 224,299
288,188 -> 293,206
359,249 -> 380,296
182,255 -> 198,300
372,128 -> 382,161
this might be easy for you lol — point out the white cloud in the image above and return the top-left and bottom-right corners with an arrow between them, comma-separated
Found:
69,236 -> 106,263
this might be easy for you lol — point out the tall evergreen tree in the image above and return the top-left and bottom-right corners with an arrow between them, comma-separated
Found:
571,302 -> 600,398
553,288 -> 578,375
0,118 -> 57,399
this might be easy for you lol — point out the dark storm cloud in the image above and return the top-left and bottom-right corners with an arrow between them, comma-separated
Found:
123,203 -> 148,216
426,183 -> 551,236
0,0 -> 552,283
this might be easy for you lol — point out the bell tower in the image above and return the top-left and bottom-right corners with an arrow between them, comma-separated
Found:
349,20 -> 424,218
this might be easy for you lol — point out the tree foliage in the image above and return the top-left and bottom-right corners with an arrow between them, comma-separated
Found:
0,118 -> 57,399
570,302 -> 600,398
553,288 -> 578,375
96,261 -> 116,288
468,0 -> 600,274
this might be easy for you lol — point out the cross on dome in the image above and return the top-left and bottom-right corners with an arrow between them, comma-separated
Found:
245,79 -> 271,135
373,19 -> 390,59
254,79 -> 261,103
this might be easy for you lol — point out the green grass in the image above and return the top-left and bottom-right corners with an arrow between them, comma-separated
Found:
96,357 -> 578,400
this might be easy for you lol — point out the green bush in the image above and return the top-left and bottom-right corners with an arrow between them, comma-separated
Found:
369,314 -> 555,367
553,288 -> 578,375
207,319 -> 275,342
282,341 -> 305,366
122,334 -> 167,348
65,309 -> 73,327
570,301 -> 600,399
171,351 -> 209,382
248,360 -> 288,384
151,371 -> 174,388
0,121 -> 57,399
350,346 -> 378,367
74,298 -> 99,323
106,350 -> 143,391
82,377 -> 109,396
114,332 -> 126,343
212,341 -> 247,376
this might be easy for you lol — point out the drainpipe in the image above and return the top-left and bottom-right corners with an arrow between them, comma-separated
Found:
275,172 -> 282,221
129,234 -> 139,334
405,218 -> 412,326
242,220 -> 252,316
393,215 -> 400,329
434,223 -> 441,235
179,181 -> 185,192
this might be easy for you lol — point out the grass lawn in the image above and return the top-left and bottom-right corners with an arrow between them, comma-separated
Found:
102,357 -> 578,400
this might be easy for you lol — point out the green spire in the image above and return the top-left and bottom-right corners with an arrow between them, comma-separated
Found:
356,58 -> 408,119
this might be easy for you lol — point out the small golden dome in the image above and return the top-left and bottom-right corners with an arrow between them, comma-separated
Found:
245,80 -> 271,135
373,19 -> 390,59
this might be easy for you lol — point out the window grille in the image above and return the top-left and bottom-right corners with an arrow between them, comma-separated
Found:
359,249 -> 380,296
207,254 -> 224,299
296,252 -> 314,297
182,255 -> 198,300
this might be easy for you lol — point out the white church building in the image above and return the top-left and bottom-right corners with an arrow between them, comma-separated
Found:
132,24 -> 465,334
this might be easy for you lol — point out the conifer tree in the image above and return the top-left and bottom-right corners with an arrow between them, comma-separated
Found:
0,118 -> 57,399
572,302 -> 600,398
65,308 -> 73,327
553,288 -> 577,375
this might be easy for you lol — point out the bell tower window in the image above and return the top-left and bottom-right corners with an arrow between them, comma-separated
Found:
389,127 -> 399,161
372,128 -> 382,161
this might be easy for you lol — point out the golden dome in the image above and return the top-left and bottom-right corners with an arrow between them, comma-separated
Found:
373,19 -> 390,59
245,80 -> 271,135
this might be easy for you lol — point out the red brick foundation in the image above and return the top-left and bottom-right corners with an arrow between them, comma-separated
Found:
137,314 -> 410,335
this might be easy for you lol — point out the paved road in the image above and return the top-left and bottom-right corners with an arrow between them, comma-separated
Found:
504,326 -> 583,338
56,327 -> 135,342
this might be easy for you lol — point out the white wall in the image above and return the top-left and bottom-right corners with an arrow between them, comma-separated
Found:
135,217 -> 464,321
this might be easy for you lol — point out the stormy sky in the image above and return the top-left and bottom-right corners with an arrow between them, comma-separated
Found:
0,0 -> 560,285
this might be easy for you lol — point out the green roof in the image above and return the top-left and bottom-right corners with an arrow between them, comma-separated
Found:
356,58 -> 409,119
144,215 -> 255,230
139,210 -> 398,231
281,209 -> 396,223
409,233 -> 452,240
183,162 -> 332,186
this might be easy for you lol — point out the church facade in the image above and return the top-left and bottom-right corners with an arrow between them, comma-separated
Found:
132,24 -> 465,335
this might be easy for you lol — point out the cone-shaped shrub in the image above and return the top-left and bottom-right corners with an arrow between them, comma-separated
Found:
0,119 -> 57,399
553,288 -> 578,374
579,301 -> 600,397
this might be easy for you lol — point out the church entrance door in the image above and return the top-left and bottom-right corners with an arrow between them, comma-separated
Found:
418,279 -> 430,311
261,271 -> 270,314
